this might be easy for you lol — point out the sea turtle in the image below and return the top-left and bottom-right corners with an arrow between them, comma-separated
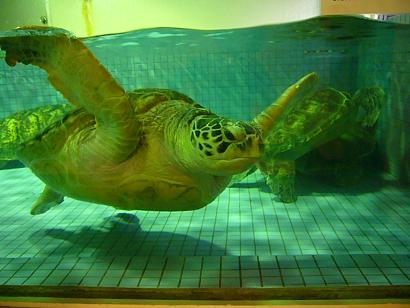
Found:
296,89 -> 384,187
232,86 -> 385,203
0,26 -> 319,215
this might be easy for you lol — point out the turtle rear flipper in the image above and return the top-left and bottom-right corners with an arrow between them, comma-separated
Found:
31,186 -> 64,215
0,27 -> 138,162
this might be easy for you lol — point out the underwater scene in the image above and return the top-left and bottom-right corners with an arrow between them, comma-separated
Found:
0,15 -> 409,299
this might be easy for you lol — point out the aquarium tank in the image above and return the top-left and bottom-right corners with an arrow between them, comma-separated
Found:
0,2 -> 409,305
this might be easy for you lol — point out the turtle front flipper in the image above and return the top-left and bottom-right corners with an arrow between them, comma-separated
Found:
0,27 -> 138,162
259,159 -> 297,203
353,87 -> 385,128
31,185 -> 64,215
253,72 -> 319,137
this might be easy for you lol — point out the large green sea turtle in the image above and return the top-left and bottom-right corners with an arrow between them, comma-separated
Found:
0,27 -> 318,215
232,86 -> 384,203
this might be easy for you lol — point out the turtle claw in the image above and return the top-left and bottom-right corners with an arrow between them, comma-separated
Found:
30,186 -> 64,215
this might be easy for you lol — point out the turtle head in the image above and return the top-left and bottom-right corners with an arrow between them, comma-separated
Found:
188,115 -> 262,176
353,87 -> 385,127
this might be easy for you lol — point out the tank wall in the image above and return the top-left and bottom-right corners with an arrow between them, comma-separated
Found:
101,46 -> 356,121
0,0 -> 47,30
0,64 -> 64,119
0,33 -> 357,121
355,28 -> 410,183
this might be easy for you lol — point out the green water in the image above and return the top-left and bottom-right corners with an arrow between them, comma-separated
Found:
0,15 -> 409,295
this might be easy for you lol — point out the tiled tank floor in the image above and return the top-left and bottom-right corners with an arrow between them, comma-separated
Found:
0,167 -> 409,289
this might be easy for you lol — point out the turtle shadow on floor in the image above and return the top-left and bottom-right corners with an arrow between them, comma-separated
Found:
29,212 -> 228,263
295,171 -> 386,196
0,160 -> 25,170
231,168 -> 404,198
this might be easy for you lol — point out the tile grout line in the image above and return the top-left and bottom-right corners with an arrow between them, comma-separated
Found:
156,257 -> 169,288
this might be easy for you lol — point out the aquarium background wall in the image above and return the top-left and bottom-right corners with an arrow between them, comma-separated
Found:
0,0 -> 320,36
